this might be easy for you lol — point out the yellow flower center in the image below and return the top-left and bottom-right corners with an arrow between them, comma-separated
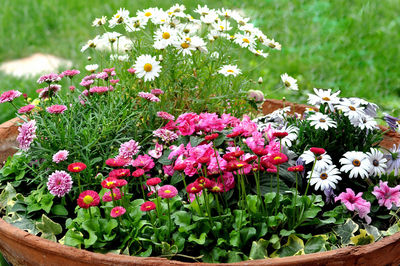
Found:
73,166 -> 80,170
352,159 -> 361,167
83,195 -> 94,205
319,118 -> 326,123
162,32 -> 171,39
322,97 -> 330,101
243,38 -> 250,43
274,156 -> 282,160
115,210 -> 119,214
349,106 -> 356,111
219,26 -> 224,30
145,12 -> 152,17
181,42 -> 189,49
143,63 -> 153,72
165,190 -> 171,194
227,69 -> 234,73
115,15 -> 120,18
284,81 -> 291,87
320,173 -> 328,180
107,181 -> 115,186
185,37 -> 191,42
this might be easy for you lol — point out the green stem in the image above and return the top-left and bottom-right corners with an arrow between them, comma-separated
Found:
167,198 -> 172,242
304,157 -> 318,195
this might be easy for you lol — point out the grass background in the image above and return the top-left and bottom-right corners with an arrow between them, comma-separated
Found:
0,0 -> 399,123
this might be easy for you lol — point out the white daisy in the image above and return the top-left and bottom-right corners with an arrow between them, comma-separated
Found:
339,151 -> 372,179
249,48 -> 269,58
276,124 -> 298,148
264,38 -> 281,50
92,16 -> 107,27
218,65 -> 241,77
217,8 -> 234,19
233,33 -> 256,49
307,88 -> 341,111
281,73 -> 298,91
168,4 -> 186,15
336,100 -> 366,121
174,36 -> 196,56
136,8 -> 161,22
80,35 -> 102,52
153,25 -> 177,49
308,112 -> 337,130
109,8 -> 130,28
350,115 -> 378,130
110,54 -> 129,62
190,36 -> 207,52
300,150 -> 333,172
308,165 -> 342,191
232,13 -> 250,26
200,11 -> 219,24
213,20 -> 232,33
194,5 -> 211,16
85,64 -> 98,72
366,148 -> 387,177
133,55 -> 162,82
124,17 -> 147,32
151,10 -> 170,25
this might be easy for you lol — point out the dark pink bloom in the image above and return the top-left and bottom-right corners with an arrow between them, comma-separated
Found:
335,188 -> 371,224
61,69 -> 80,78
46,104 -> 67,114
372,181 -> 400,209
77,190 -> 100,209
157,111 -> 175,120
310,147 -> 326,155
151,89 -> 164,95
17,120 -> 36,151
18,104 -> 35,114
102,188 -> 123,202
47,170 -> 73,197
127,68 -> 136,74
131,155 -> 155,172
0,90 -> 22,103
158,185 -> 178,198
37,73 -> 61,84
110,79 -> 119,84
146,177 -> 162,186
132,168 -> 145,177
140,201 -> 156,211
109,168 -> 131,178
163,165 -> 175,176
89,86 -> 108,94
103,67 -> 115,73
110,206 -> 126,218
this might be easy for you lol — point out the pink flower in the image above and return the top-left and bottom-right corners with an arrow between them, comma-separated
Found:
146,177 -> 162,186
153,128 -> 178,142
110,206 -> 126,218
231,115 -> 258,137
127,68 -> 136,74
77,190 -> 100,209
244,131 -> 265,151
0,90 -> 22,103
131,155 -> 155,172
163,165 -> 175,176
335,188 -> 371,224
52,150 -> 69,163
102,188 -> 123,202
138,92 -> 160,102
110,79 -> 119,84
18,104 -> 35,114
157,111 -> 175,120
178,120 -> 196,136
103,67 -> 115,73
37,73 -> 61,84
158,185 -> 178,198
96,72 -> 108,80
118,139 -> 141,159
148,143 -> 163,159
80,79 -> 94,88
89,86 -> 109,94
372,181 -> 400,209
197,113 -> 225,133
46,104 -> 67,114
140,201 -> 156,211
38,84 -> 61,99
61,69 -> 80,78
17,120 -> 37,151
47,170 -> 73,197
217,172 -> 236,192
151,89 -> 164,95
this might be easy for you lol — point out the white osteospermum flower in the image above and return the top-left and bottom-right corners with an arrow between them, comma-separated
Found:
218,65 -> 241,77
307,88 -> 341,111
217,8 -> 234,19
92,16 -> 107,27
281,73 -> 298,91
277,125 -> 298,148
300,150 -> 333,172
351,115 -> 378,130
308,165 -> 342,191
133,55 -> 162,82
366,148 -> 387,177
336,100 -> 366,121
339,151 -> 372,179
85,64 -> 98,72
308,112 -> 337,130
109,8 -> 130,28
233,33 -> 256,49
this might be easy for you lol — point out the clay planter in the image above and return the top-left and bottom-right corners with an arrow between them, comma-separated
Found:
1,104 -> 400,265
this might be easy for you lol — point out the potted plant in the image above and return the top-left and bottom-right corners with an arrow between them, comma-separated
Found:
1,4 -> 400,265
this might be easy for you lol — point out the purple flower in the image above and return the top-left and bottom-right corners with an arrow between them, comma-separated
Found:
324,187 -> 336,204
383,114 -> 399,131
118,139 -> 141,159
0,90 -> 22,103
385,144 -> 400,176
37,73 -> 61,84
335,188 -> 371,224
47,170 -> 73,197
16,120 -> 37,151
372,180 -> 400,209
52,150 -> 69,163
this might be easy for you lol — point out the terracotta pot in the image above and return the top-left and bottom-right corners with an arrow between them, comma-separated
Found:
1,106 -> 400,265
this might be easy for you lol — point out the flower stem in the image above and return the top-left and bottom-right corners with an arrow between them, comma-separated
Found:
304,157 -> 317,195
167,198 -> 172,242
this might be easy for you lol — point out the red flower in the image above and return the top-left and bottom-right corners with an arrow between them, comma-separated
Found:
116,179 -> 128,187
186,183 -> 202,194
260,157 -> 277,172
310,147 -> 326,155
173,162 -> 187,171
226,160 -> 249,172
132,169 -> 145,177
105,158 -> 128,167
110,206 -> 126,218
140,201 -> 156,212
77,190 -> 100,209
109,169 -> 130,178
146,177 -> 161,186
227,129 -> 244,138
197,155 -> 211,164
272,131 -> 288,138
101,177 -> 118,189
288,165 -> 305,172
252,147 -> 269,156
209,184 -> 223,193
67,162 -> 87,173
223,150 -> 244,161
205,133 -> 219,141
268,153 -> 288,165
244,155 -> 258,163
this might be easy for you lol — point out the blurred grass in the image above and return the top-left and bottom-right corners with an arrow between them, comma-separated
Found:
0,0 -> 399,123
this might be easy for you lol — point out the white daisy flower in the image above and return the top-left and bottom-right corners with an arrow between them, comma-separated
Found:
153,25 -> 177,49
218,65 -> 241,77
249,48 -> 269,58
366,148 -> 387,177
213,20 -> 232,32
308,165 -> 342,191
136,8 -> 161,21
280,73 -> 298,91
92,16 -> 107,27
308,112 -> 337,130
124,17 -> 147,32
133,55 -> 162,82
110,54 -> 129,62
80,35 -> 102,52
307,88 -> 341,111
174,36 -> 196,56
232,13 -> 250,26
233,33 -> 256,49
177,22 -> 201,35
85,64 -> 98,72
217,8 -> 234,19
277,124 -> 298,148
264,38 -> 281,50
190,36 -> 207,52
151,10 -> 170,25
339,151 -> 372,179
300,150 -> 333,172
194,5 -> 211,16
200,11 -> 219,24
350,115 -> 378,130
109,8 -> 130,28
168,4 -> 186,15
336,100 -> 366,121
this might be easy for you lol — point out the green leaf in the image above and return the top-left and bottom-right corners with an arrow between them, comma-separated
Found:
190,136 -> 204,147
82,219 -> 100,248
214,134 -> 226,147
40,194 -> 54,213
280,229 -> 295,237
240,227 -> 257,246
51,204 -> 68,216
233,209 -> 249,230
158,150 -> 172,165
270,234 -> 281,249
138,246 -> 152,257
188,232 -> 207,245
364,224 -> 382,241
0,182 -> 16,210
249,238 -> 269,260
172,210 -> 191,227
226,251 -> 243,263
304,236 -> 327,254
35,214 -> 62,241
334,218 -> 359,245
170,171 -> 182,185
246,195 -> 259,214
278,234 -> 305,257
350,229 -> 374,246
383,223 -> 400,236
229,230 -> 241,247
3,213 -> 39,235
64,230 -> 84,247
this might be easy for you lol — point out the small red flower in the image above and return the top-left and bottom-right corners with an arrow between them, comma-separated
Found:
173,162 -> 186,171
288,165 -> 305,172
77,190 -> 100,209
101,177 -> 118,189
146,177 -> 162,186
268,153 -> 288,165
197,155 -> 211,164
110,206 -> 126,218
227,129 -> 244,138
310,147 -> 326,155
132,169 -> 145,177
252,147 -> 269,156
273,131 -> 288,138
116,179 -> 128,187
140,201 -> 156,212
67,162 -> 87,173
105,158 -> 128,167
205,133 -> 219,141
186,183 -> 202,194
223,150 -> 244,161
109,169 -> 130,178
245,155 -> 258,163
226,160 -> 249,172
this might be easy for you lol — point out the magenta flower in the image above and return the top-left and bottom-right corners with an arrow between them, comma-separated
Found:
138,92 -> 160,102
0,90 -> 22,103
335,188 -> 371,224
37,73 -> 61,84
151,88 -> 164,95
372,180 -> 400,209
131,154 -> 155,172
157,111 -> 175,121
47,170 -> 73,197
52,150 -> 69,163
61,69 -> 80,78
110,206 -> 126,218
17,120 -> 37,151
118,139 -> 141,159
158,185 -> 178,199
18,104 -> 35,114
89,86 -> 109,94
46,104 -> 67,114
102,188 -> 123,202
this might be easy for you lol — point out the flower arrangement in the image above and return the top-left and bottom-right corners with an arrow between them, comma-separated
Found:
1,4 -> 400,264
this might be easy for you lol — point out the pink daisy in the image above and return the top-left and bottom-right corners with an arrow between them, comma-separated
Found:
158,185 -> 178,199
138,92 -> 160,102
17,120 -> 37,151
47,170 -> 73,197
157,111 -> 175,120
372,180 -> 400,209
18,104 -> 35,114
102,188 -> 123,202
46,104 -> 67,114
110,206 -> 126,218
0,90 -> 22,103
60,69 -> 80,78
151,89 -> 164,95
52,150 -> 69,163
37,73 -> 61,84
77,190 -> 100,209
140,201 -> 156,212
89,86 -> 109,94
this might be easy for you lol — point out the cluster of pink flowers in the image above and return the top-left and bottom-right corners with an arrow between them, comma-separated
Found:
37,73 -> 61,84
18,104 -> 35,114
0,90 -> 22,103
89,86 -> 110,94
46,104 -> 67,114
38,84 -> 61,99
138,92 -> 160,102
16,120 -> 37,151
157,111 -> 174,121
60,69 -> 80,78
335,188 -> 371,224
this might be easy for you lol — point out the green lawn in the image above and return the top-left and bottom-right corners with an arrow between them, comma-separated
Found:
0,0 -> 399,123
